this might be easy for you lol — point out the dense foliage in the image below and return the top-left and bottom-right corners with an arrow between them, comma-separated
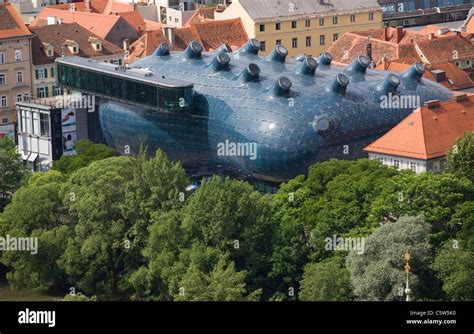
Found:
1,134 -> 473,301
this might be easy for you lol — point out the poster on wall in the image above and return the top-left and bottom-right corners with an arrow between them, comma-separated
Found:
61,108 -> 77,155
0,124 -> 16,139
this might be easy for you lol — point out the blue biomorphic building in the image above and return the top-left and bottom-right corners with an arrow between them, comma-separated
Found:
56,39 -> 453,183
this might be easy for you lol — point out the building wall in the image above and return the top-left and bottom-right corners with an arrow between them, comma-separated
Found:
32,54 -> 124,100
368,152 -> 428,173
0,35 -> 32,126
104,18 -> 139,48
216,1 -> 383,57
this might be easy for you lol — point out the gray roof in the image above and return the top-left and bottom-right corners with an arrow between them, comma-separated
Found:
238,0 -> 381,21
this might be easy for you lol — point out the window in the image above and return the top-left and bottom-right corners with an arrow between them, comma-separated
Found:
72,46 -> 78,54
333,33 -> 339,42
276,39 -> 281,45
333,16 -> 338,24
15,49 -> 22,62
369,12 -> 374,21
291,20 -> 297,29
275,22 -> 281,30
35,68 -> 48,80
0,73 -> 6,85
0,96 -> 7,108
174,18 -> 178,23
259,24 -> 265,32
305,19 -> 311,27
306,36 -> 311,47
23,93 -> 29,102
47,48 -> 53,57
260,41 -> 266,52
350,14 -> 356,22
0,53 -> 4,64
455,61 -> 460,67
51,67 -> 55,78
40,113 -> 50,136
16,71 -> 23,83
467,60 -> 471,66
32,112 -> 39,136
319,18 -> 324,26
393,159 -> 400,169
2,118 -> 7,124
410,162 -> 417,172
37,86 -> 49,98
292,38 -> 298,48
320,35 -> 326,45
16,94 -> 22,102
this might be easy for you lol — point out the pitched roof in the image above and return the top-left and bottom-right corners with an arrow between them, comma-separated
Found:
30,8 -> 125,40
127,18 -> 248,62
0,3 -> 33,39
49,0 -> 133,14
416,35 -> 474,64
375,58 -> 474,91
174,26 -> 202,50
237,0 -> 381,21
30,23 -> 122,65
364,95 -> 474,159
184,7 -> 215,27
119,10 -> 146,33
191,18 -> 248,51
327,30 -> 421,65
128,29 -> 168,63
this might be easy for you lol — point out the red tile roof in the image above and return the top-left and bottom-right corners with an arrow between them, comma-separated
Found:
127,18 -> 248,63
30,23 -> 122,65
49,0 -> 133,14
30,8 -> 121,39
191,18 -> 248,51
375,58 -> 474,91
0,3 -> 33,39
127,29 -> 168,63
416,35 -> 474,64
364,95 -> 474,159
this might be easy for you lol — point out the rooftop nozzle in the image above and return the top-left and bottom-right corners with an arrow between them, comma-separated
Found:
153,42 -> 170,57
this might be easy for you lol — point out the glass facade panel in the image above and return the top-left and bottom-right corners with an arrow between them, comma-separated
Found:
58,64 -> 192,111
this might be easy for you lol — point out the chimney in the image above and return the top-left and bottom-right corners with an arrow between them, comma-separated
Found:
383,26 -> 390,41
395,26 -> 404,44
455,94 -> 468,102
85,0 -> 91,12
431,69 -> 446,83
455,31 -> 461,37
123,39 -> 130,51
163,26 -> 175,46
429,33 -> 435,40
426,100 -> 440,109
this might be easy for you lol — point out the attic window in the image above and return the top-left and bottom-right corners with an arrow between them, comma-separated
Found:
47,49 -> 53,57
73,46 -> 78,54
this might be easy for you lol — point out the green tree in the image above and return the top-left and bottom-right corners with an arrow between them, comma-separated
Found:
51,139 -> 116,175
346,216 -> 433,301
174,255 -> 261,301
269,159 -> 398,299
0,136 -> 30,210
369,172 -> 473,243
58,156 -> 138,297
0,171 -> 70,291
445,132 -> 474,182
181,176 -> 275,295
433,243 -> 474,301
299,256 -> 352,301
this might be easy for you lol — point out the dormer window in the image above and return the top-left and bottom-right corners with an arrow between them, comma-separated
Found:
42,43 -> 54,57
65,39 -> 79,55
88,37 -> 102,51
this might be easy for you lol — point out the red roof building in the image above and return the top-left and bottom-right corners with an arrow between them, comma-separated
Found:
29,0 -> 144,48
127,18 -> 248,63
364,95 -> 474,173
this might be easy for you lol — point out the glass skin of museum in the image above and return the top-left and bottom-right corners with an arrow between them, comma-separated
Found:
58,39 -> 454,183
